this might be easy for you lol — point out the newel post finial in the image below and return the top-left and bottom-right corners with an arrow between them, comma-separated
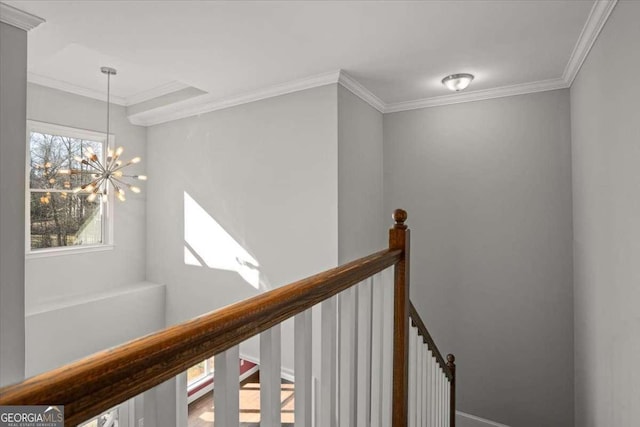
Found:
393,208 -> 407,229
447,353 -> 455,367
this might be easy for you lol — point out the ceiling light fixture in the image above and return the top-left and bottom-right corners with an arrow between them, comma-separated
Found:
441,73 -> 475,92
60,67 -> 146,203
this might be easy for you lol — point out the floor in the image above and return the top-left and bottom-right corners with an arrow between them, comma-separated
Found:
188,371 -> 295,427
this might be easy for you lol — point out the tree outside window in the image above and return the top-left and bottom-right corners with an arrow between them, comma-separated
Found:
28,122 -> 109,251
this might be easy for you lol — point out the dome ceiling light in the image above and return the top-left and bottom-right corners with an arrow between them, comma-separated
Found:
441,73 -> 475,92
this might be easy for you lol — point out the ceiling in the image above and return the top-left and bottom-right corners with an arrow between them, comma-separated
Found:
5,0 -> 602,116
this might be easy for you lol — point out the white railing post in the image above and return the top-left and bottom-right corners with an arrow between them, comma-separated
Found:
381,269 -> 395,426
214,346 -> 240,427
370,273 -> 384,427
339,286 -> 357,427
431,356 -> 437,427
416,333 -> 423,427
261,325 -> 282,427
319,296 -> 337,427
408,326 -> 417,427
356,280 -> 373,427
294,310 -> 312,427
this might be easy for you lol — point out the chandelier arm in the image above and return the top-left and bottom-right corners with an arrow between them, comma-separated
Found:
90,157 -> 107,173
81,162 -> 103,173
110,176 -> 131,189
109,162 -> 134,173
94,177 -> 107,193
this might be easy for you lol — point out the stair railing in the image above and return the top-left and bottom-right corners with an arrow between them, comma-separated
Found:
0,209 -> 455,427
408,302 -> 456,427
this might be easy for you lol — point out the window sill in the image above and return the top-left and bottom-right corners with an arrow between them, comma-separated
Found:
26,244 -> 114,259
188,374 -> 214,396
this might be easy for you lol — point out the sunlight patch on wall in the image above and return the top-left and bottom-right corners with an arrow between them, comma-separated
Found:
184,245 -> 202,267
183,191 -> 260,289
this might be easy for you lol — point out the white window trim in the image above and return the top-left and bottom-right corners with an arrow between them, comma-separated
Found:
25,120 -> 115,258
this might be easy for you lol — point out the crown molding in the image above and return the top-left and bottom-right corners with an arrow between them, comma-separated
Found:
28,72 -> 128,106
0,2 -> 44,31
338,71 -> 386,113
563,0 -> 617,86
124,81 -> 190,106
128,70 -> 342,126
384,78 -> 568,113
33,0 -> 612,125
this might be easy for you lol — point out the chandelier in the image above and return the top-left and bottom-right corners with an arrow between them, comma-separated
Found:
60,67 -> 146,202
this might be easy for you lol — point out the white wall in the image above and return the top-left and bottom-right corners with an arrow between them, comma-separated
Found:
337,85 -> 385,262
23,84 -> 159,378
146,84 -> 339,368
25,282 -> 164,376
384,90 -> 574,427
26,83 -> 148,309
0,21 -> 27,387
571,2 -> 640,426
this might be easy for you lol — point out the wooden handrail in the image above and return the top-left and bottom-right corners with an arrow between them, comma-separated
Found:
409,301 -> 453,381
0,248 -> 401,426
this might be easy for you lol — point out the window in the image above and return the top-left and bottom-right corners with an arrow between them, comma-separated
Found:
27,121 -> 112,254
187,356 -> 215,387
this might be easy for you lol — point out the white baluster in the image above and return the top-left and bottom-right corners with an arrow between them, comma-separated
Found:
444,372 -> 448,427
416,333 -> 423,427
380,269 -> 394,426
445,376 -> 450,427
261,325 -> 282,427
295,310 -> 312,427
370,273 -> 384,427
319,295 -> 337,427
422,348 -> 427,427
437,373 -> 441,427
356,280 -> 372,427
426,350 -> 432,427
431,356 -> 437,427
438,367 -> 443,427
408,326 -> 417,427
214,346 -> 240,427
339,287 -> 357,427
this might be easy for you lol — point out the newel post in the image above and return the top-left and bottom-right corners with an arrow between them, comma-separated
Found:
390,209 -> 410,427
447,354 -> 456,427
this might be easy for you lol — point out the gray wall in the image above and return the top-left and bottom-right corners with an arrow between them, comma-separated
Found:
0,21 -> 27,387
338,85 -> 385,262
146,83 -> 339,344
384,90 -> 574,426
571,2 -> 640,426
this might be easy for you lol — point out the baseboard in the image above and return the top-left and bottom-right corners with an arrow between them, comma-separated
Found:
456,411 -> 511,427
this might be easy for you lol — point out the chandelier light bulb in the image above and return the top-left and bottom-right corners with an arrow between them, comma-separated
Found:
442,73 -> 475,92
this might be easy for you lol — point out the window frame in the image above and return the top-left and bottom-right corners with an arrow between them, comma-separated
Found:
25,120 -> 115,258
187,356 -> 215,390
